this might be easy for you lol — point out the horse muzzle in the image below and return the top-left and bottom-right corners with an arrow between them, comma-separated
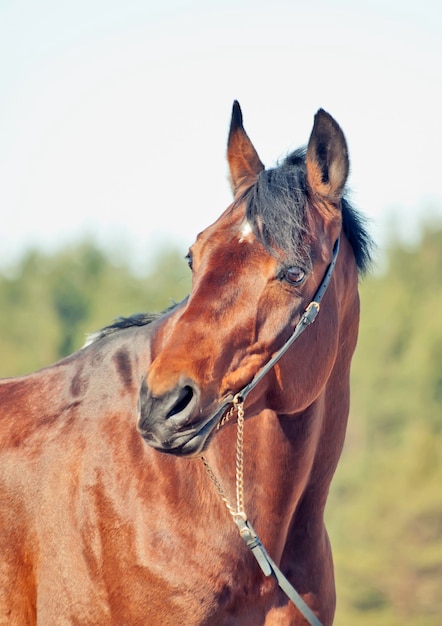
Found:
137,377 -> 229,457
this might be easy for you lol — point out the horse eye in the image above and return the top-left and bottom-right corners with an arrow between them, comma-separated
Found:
185,253 -> 193,271
284,266 -> 305,285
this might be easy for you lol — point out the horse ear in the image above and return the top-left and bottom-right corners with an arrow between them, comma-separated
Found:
306,109 -> 349,205
227,101 -> 265,196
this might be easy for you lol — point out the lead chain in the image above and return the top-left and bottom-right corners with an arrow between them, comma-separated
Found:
234,399 -> 245,516
201,395 -> 246,521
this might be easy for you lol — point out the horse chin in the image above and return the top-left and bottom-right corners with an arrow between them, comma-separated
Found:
139,404 -> 227,459
158,430 -> 215,459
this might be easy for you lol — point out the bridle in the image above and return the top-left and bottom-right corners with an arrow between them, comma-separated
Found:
234,236 -> 340,407
202,238 -> 340,626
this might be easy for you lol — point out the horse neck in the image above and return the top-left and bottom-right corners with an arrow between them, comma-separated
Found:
201,409 -> 315,563
203,394 -> 352,569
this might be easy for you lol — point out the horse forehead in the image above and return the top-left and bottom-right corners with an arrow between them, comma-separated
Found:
238,220 -> 254,243
196,209 -> 257,255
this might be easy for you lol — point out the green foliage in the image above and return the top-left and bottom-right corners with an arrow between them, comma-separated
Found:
0,222 -> 441,624
0,241 -> 190,376
327,224 -> 442,625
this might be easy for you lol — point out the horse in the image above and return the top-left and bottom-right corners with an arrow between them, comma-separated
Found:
0,102 -> 371,625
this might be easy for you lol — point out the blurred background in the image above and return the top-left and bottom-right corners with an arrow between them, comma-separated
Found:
1,1 -> 441,624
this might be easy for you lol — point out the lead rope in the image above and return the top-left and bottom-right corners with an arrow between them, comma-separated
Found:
201,395 -> 323,626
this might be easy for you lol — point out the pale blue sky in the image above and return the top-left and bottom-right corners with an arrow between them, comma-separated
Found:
1,0 -> 441,271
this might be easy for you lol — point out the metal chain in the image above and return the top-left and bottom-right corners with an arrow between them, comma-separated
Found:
200,457 -> 238,518
234,400 -> 245,516
201,395 -> 246,521
216,404 -> 235,430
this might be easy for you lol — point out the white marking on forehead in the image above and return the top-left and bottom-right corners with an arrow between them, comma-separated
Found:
238,220 -> 253,243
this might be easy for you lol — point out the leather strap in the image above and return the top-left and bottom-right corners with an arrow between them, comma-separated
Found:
235,518 -> 323,626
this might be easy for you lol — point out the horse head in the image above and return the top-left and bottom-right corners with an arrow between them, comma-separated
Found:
137,101 -> 361,458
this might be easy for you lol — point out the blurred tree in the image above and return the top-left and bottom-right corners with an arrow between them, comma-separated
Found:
0,241 -> 190,376
328,224 -> 442,626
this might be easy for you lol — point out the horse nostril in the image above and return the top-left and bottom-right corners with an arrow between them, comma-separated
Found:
167,385 -> 194,419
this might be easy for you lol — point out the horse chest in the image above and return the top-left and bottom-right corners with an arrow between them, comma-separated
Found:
110,515 -> 284,625
39,482 -> 286,624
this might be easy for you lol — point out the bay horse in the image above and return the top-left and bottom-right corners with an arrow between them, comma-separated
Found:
0,102 -> 371,625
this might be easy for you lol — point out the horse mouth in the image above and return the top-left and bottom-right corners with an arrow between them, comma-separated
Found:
138,402 -> 231,458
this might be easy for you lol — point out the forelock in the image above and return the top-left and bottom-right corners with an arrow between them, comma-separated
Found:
245,149 -> 311,266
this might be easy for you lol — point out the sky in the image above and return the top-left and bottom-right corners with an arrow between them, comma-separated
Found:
1,0 -> 441,273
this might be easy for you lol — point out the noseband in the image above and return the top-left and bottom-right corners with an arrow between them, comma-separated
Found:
202,238 -> 340,626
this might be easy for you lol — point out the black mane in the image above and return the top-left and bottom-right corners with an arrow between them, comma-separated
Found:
244,148 -> 373,273
84,301 -> 183,345
84,312 -> 162,346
